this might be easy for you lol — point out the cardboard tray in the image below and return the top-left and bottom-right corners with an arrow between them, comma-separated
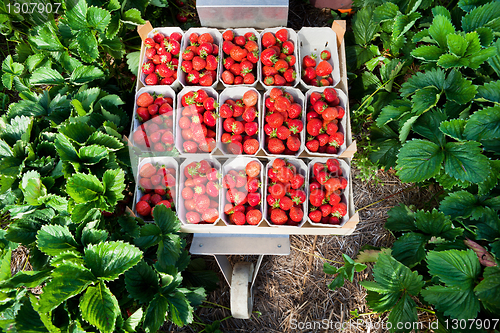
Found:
133,21 -> 360,235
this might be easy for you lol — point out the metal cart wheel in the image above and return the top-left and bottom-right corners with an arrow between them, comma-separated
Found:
230,262 -> 254,319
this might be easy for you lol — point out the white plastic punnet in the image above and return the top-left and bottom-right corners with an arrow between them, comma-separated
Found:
304,87 -> 348,157
260,27 -> 299,88
139,27 -> 184,90
219,28 -> 261,88
218,87 -> 261,156
221,157 -> 265,226
178,156 -> 222,225
179,28 -> 222,89
133,157 -> 178,222
175,86 -> 219,156
298,27 -> 341,89
129,86 -> 176,154
307,157 -> 350,227
260,87 -> 306,158
263,157 -> 308,227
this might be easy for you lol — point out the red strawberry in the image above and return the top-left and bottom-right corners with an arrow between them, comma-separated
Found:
290,174 -> 304,189
316,60 -> 333,77
137,93 -> 154,107
329,132 -> 344,147
139,163 -> 157,177
309,209 -> 322,223
264,76 -> 275,86
232,211 -> 246,225
243,73 -> 256,84
306,139 -> 319,152
228,141 -> 243,154
267,138 -> 285,154
183,141 -> 198,153
241,60 -> 254,74
303,54 -> 317,68
263,66 -> 278,77
192,56 -> 206,71
270,208 -> 287,225
203,111 -> 217,127
288,119 -> 303,134
246,177 -> 260,193
186,211 -> 201,224
269,182 -> 286,199
329,193 -> 341,206
336,106 -> 345,119
142,61 -> 155,75
279,196 -> 293,210
307,118 -> 322,136
261,48 -> 278,67
223,30 -> 234,41
205,55 -> 218,71
244,122 -> 258,136
242,107 -> 257,122
309,189 -> 325,207
206,181 -> 220,197
331,202 -> 347,218
281,41 -> 294,55
275,126 -> 290,140
274,74 -> 286,86
286,136 -> 300,152
266,112 -> 284,128
283,68 -> 296,83
289,206 -> 303,223
136,201 -> 151,216
136,107 -> 150,122
261,32 -> 276,48
290,189 -> 306,205
274,59 -> 289,73
320,50 -> 331,60
246,210 -> 262,225
187,71 -> 200,84
275,29 -> 288,42
230,47 -> 248,62
323,88 -> 337,103
317,133 -> 329,146
202,208 -> 219,223
199,72 -> 214,86
247,192 -> 261,206
221,70 -> 235,85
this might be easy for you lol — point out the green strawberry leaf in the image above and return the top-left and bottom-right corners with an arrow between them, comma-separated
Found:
78,145 -> 108,165
20,170 -> 47,206
66,173 -> 104,203
429,15 -> 455,49
167,291 -> 194,327
411,45 -> 445,61
385,203 -> 416,231
2,55 -> 24,76
77,28 -> 99,62
84,241 -> 142,281
422,250 -> 481,320
123,308 -> 143,333
476,81 -> 500,104
396,139 -> 444,182
80,280 -> 120,333
444,141 -> 490,183
134,224 -> 162,249
87,6 -> 111,33
37,225 -> 78,256
458,0 -> 490,12
439,119 -> 466,141
30,68 -> 65,86
70,66 -> 105,85
102,169 -> 125,207
38,261 -> 95,313
124,260 -> 159,304
142,293 -> 169,333
391,232 -> 429,268
462,1 -> 500,33
464,106 -> 500,142
121,8 -> 145,25
415,209 -> 463,240
474,266 -> 500,314
373,2 -> 399,22
64,0 -> 88,30
352,7 -> 379,46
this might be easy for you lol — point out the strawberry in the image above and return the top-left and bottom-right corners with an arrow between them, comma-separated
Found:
316,60 -> 333,77
263,66 -> 278,77
340,177 -> 348,190
140,163 -> 157,177
142,61 -> 155,75
309,189 -> 325,207
317,133 -> 329,146
283,68 -> 296,83
145,47 -> 157,59
240,60 -> 253,75
234,35 -> 246,46
183,141 -> 198,153
198,33 -> 213,44
306,139 -> 319,152
275,126 -> 290,140
320,50 -> 331,61
187,71 -> 200,84
331,202 -> 347,218
194,194 -> 210,213
205,55 -> 218,71
307,118 -> 322,136
246,161 -> 261,178
246,210 -> 262,225
274,59 -> 289,73
246,177 -> 260,193
261,48 -> 278,67
247,192 -> 261,206
242,107 -> 257,123
230,63 -> 241,76
329,193 -> 341,206
186,212 -> 201,224
137,92 -> 154,107
223,30 -> 234,41
199,72 -> 214,86
309,209 -> 322,223
281,41 -> 294,55
203,208 -> 219,223
275,29 -> 288,42
266,112 -> 284,128
303,54 -> 317,68
136,107 -> 150,122
243,73 -> 255,84
326,122 -> 338,135
286,136 -> 300,152
231,121 -> 245,135
261,32 -> 276,48
329,132 -> 344,147
303,67 -> 316,82
192,56 -> 206,71
290,174 -> 304,189
319,204 -> 332,217
230,47 -> 248,62
274,74 -> 286,86
323,88 -> 337,103
232,211 -> 246,225
244,122 -> 258,136
228,141 -> 243,154
326,159 -> 340,173
136,201 -> 151,216
269,181 -> 286,199
336,106 -> 345,119
289,207 -> 303,223
222,70 -> 235,84
270,208 -> 287,225
267,137 -> 285,154
290,189 -> 306,205
264,76 -> 275,86
203,111 -> 217,127
288,119 -> 303,134
279,196 -> 293,211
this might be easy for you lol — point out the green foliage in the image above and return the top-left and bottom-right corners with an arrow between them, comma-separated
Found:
323,254 -> 367,290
